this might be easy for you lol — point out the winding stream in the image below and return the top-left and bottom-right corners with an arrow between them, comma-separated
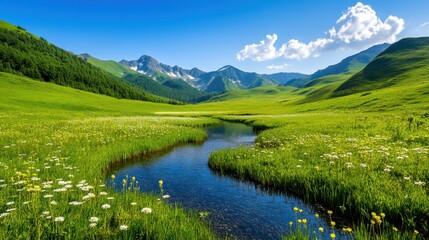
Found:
109,123 -> 349,239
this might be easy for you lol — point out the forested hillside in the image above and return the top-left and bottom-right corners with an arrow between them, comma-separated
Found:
0,25 -> 168,102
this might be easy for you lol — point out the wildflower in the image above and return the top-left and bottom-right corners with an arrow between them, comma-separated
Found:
99,192 -> 108,196
119,225 -> 128,231
0,213 -> 10,218
414,181 -> 425,185
404,177 -> 410,181
50,201 -> 57,205
131,202 -> 137,206
331,221 -> 336,227
380,213 -> 385,218
298,219 -> 302,223
141,207 -> 152,214
330,233 -> 336,239
370,220 -> 375,225
54,216 -> 65,222
6,208 -> 16,212
293,207 -> 299,212
162,195 -> 170,199
53,188 -> 67,192
158,180 -> 163,186
111,175 -> 115,179
6,202 -> 14,205
392,227 -> 398,232
69,201 -> 83,206
315,213 -> 319,218
43,194 -> 54,198
327,210 -> 333,215
107,197 -> 114,200
89,223 -> 97,228
302,219 -> 307,224
289,221 -> 293,226
101,204 -> 111,209
318,227 -> 324,232
414,230 -> 419,235
360,163 -> 367,168
89,217 -> 99,223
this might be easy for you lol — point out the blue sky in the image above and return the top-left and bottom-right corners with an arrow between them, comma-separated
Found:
2,0 -> 429,74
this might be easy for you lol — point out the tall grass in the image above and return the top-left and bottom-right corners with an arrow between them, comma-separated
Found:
209,112 -> 429,238
0,113 -> 219,239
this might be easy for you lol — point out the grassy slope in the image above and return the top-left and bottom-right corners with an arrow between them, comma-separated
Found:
0,20 -> 21,31
0,72 -> 174,116
0,72 -> 218,239
85,56 -> 137,78
179,76 -> 429,115
82,57 -> 212,103
334,37 -> 429,96
0,21 -> 168,103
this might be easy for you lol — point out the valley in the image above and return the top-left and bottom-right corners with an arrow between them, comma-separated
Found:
1,12 -> 429,240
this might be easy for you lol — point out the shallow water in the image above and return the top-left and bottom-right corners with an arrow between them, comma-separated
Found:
110,123 -> 349,239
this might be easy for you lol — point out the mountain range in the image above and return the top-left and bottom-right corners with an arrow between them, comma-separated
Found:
118,56 -> 282,92
115,44 -> 389,94
1,19 -> 429,108
284,43 -> 390,88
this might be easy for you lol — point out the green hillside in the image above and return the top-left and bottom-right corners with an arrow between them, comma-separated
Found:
123,73 -> 213,103
204,76 -> 240,92
285,43 -> 389,88
334,37 -> 429,96
80,55 -> 213,103
79,54 -> 137,78
0,22 -> 167,103
0,71 -> 175,115
0,20 -> 22,31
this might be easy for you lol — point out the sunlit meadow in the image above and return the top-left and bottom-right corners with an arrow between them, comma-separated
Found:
209,112 -> 429,239
0,113 -> 218,239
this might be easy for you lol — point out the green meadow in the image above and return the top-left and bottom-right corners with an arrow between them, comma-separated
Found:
1,32 -> 429,239
0,73 -> 220,239
1,62 -> 429,239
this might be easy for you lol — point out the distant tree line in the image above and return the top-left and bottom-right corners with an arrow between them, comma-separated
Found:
0,28 -> 172,103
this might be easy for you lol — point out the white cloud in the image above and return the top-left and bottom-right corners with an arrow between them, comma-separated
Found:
330,2 -> 404,46
266,63 -> 290,70
236,34 -> 279,62
237,2 -> 405,61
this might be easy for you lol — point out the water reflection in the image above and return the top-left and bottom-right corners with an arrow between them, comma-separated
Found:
109,123 -> 349,240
